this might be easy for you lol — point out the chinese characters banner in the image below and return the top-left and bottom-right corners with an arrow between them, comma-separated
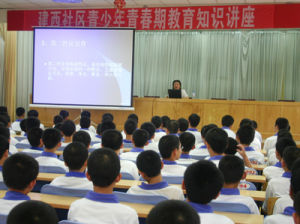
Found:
7,4 -> 300,31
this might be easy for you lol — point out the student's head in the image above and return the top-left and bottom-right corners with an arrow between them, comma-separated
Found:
293,192 -> 300,224
252,120 -> 258,129
81,110 -> 91,118
102,130 -> 123,151
63,142 -> 88,171
97,121 -> 116,136
188,114 -> 200,128
42,128 -> 61,150
205,128 -> 228,154
59,110 -> 69,120
0,126 -> 10,140
72,131 -> 91,148
146,200 -> 200,224
179,132 -> 195,153
0,106 -> 7,114
132,129 -> 149,148
16,107 -> 25,118
275,138 -> 296,160
0,115 -> 8,127
141,122 -> 156,140
20,119 -> 27,132
87,148 -> 120,187
291,159 -> 300,200
61,120 -> 76,137
172,80 -> 181,90
239,118 -> 254,128
184,160 -> 224,204
225,137 -> 238,155
25,117 -> 40,132
200,124 -> 218,140
54,123 -> 63,133
7,200 -> 58,224
177,118 -> 189,132
128,113 -> 138,124
80,116 -> 90,129
161,116 -> 170,129
151,116 -> 162,129
167,120 -> 179,134
219,155 -> 245,184
3,153 -> 39,191
277,129 -> 293,141
53,115 -> 63,125
236,125 -> 255,145
102,113 -> 114,122
124,119 -> 137,135
0,135 -> 9,160
137,151 -> 161,178
159,135 -> 180,160
275,117 -> 289,131
27,110 -> 39,118
282,146 -> 300,171
28,128 -> 43,147
221,115 -> 234,127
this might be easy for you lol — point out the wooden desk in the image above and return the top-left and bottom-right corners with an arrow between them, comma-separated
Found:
245,175 -> 266,183
18,149 -> 63,156
252,164 -> 267,171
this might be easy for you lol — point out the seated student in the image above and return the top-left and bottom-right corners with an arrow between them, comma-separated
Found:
121,114 -> 139,140
76,111 -> 96,133
102,113 -> 114,122
236,125 -> 264,164
186,114 -> 202,145
0,153 -> 39,215
166,120 -> 179,136
141,122 -> 159,152
252,120 -> 262,143
78,116 -> 95,141
294,192 -> 300,224
67,148 -> 139,224
128,150 -> 184,200
177,118 -> 189,134
184,160 -> 234,224
52,115 -> 63,127
19,119 -> 27,136
61,120 -> 76,147
161,115 -> 170,132
7,200 -> 58,224
239,119 -> 261,151
27,110 -> 44,130
159,135 -> 186,176
263,138 -> 296,181
93,120 -> 116,147
147,200 -> 200,224
50,142 -> 93,189
22,128 -> 44,153
215,155 -> 259,214
120,129 -> 149,162
11,107 -> 25,132
36,128 -> 67,171
102,129 -> 139,180
151,116 -> 166,143
0,115 -> 18,145
59,110 -> 69,121
0,127 -> 18,154
204,127 -> 228,166
178,132 -> 198,165
122,119 -> 137,148
20,117 -> 41,144
0,136 -> 9,181
73,131 -> 91,150
0,106 -> 7,114
263,146 -> 300,212
221,115 -> 236,139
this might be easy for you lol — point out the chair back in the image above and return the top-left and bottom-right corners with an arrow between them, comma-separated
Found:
20,151 -> 41,158
39,166 -> 67,174
209,201 -> 251,214
190,155 -> 207,160
0,182 -> 7,190
114,191 -> 168,205
0,213 -> 7,224
15,143 -> 31,149
244,167 -> 258,175
249,158 -> 262,165
162,176 -> 183,184
58,220 -> 83,224
121,172 -> 135,180
238,180 -> 257,191
41,184 -> 89,197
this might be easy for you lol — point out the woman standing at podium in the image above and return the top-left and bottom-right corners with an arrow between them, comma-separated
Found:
172,80 -> 189,98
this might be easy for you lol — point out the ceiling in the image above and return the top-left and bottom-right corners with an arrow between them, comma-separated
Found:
0,0 -> 300,10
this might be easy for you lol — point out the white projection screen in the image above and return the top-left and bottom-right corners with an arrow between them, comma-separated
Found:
31,27 -> 135,110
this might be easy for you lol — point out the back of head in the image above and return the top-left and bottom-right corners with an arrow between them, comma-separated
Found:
0,115 -> 8,127
294,192 -> 300,217
16,107 -> 25,117
128,113 -> 138,124
80,116 -> 90,129
177,118 -> 189,132
188,114 -> 200,128
179,132 -> 195,153
151,116 -> 162,129
283,146 -> 300,171
275,117 -> 289,130
59,110 -> 69,120
3,153 -> 39,190
97,121 -> 116,135
200,124 -> 218,140
137,151 -> 161,177
7,200 -> 58,224
28,128 -> 43,147
25,117 -> 40,132
167,120 -> 179,134
73,131 -> 91,148
27,110 -> 39,118
205,127 -> 228,154
222,115 -> 234,127
239,118 -> 254,128
102,113 -> 114,122
236,125 -> 255,145
0,106 -> 7,114
81,110 -> 91,118
252,120 -> 258,129
184,160 -> 224,204
146,200 -> 200,224
102,129 -> 123,151
53,115 -> 63,125
277,129 -> 293,141
0,126 -> 10,140
225,137 -> 238,155
124,119 -> 137,135
275,138 -> 296,158
42,128 -> 61,149
63,142 -> 88,170
20,119 -> 27,132
141,122 -> 156,140
159,135 -> 179,159
0,135 -> 9,159
61,120 -> 76,137
291,159 -> 300,199
133,129 -> 149,147
88,148 -> 120,187
219,155 -> 244,184
161,116 -> 170,128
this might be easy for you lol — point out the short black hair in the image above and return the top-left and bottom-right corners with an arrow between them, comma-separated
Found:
225,137 -> 238,155
61,120 -> 76,137
7,200 -> 58,224
184,160 -> 224,204
0,126 -> 10,140
161,116 -> 170,128
0,115 -> 8,127
73,131 -> 91,148
20,119 -> 27,132
16,107 -> 25,117
236,125 -> 255,145
102,130 -> 123,151
63,142 -> 88,170
200,124 -> 218,139
219,155 -> 244,184
54,123 -> 63,132
222,115 -> 234,127
102,113 -> 114,122
146,200 -> 200,224
128,113 -> 138,123
294,192 -> 300,216
151,116 -> 162,129
177,118 -> 189,132
25,117 -> 40,132
3,153 -> 39,190
188,114 -> 200,128
0,106 -> 7,113
28,128 -> 43,147
97,121 -> 116,135
0,135 -> 9,159
42,128 -> 61,149
167,120 -> 179,134
277,129 -> 293,141
275,138 -> 296,158
291,159 -> 300,199
282,146 -> 300,171
275,117 -> 289,130
59,110 -> 69,120
179,132 -> 195,153
133,129 -> 148,147
239,118 -> 254,128
205,128 -> 228,154
252,120 -> 258,129
172,80 -> 181,89
124,119 -> 137,135
53,115 -> 63,125
141,122 -> 156,139
81,110 -> 91,118
137,151 -> 161,177
88,148 -> 120,187
80,116 -> 90,129
27,110 -> 39,118
159,135 -> 179,159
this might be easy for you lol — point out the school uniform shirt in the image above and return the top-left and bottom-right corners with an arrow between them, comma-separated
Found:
120,160 -> 139,180
264,207 -> 294,224
161,160 -> 186,176
123,139 -> 134,149
79,128 -> 96,142
75,124 -> 96,134
273,195 -> 293,215
11,119 -> 22,132
177,154 -> 198,166
61,142 -> 71,148
186,128 -> 202,145
263,162 -> 284,181
268,153 -> 279,166
94,135 -> 102,143
236,146 -> 264,164
250,137 -> 262,152
10,136 -> 18,145
120,148 -> 144,162
50,171 -> 93,190
9,144 -> 18,154
214,188 -> 260,214
0,166 -> 3,182
255,130 -> 263,143
264,135 -> 278,153
127,181 -> 184,200
0,191 -> 30,215
205,155 -> 224,167
222,127 -> 236,139
190,145 -> 209,158
153,129 -> 166,143
36,151 -> 68,172
22,146 -> 43,154
189,202 -> 234,224
144,140 -> 159,152
68,191 -> 139,224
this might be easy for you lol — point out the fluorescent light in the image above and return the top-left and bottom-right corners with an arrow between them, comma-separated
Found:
52,0 -> 82,3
